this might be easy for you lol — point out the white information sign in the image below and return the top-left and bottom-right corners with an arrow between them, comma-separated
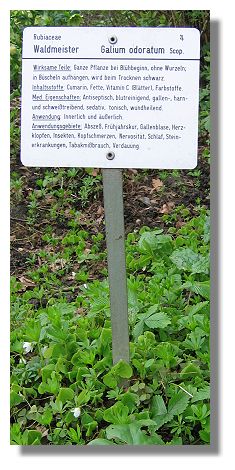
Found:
21,27 -> 200,168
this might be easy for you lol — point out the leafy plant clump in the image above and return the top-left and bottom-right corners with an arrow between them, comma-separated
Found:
11,213 -> 210,445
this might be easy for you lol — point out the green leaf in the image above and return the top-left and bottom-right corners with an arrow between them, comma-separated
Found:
57,387 -> 74,404
106,422 -> 164,445
181,281 -> 210,299
103,402 -> 130,424
167,391 -> 190,416
41,364 -> 55,382
10,423 -> 22,445
144,311 -> 171,329
103,371 -> 117,389
151,392 -> 190,430
24,320 -> 41,342
24,430 -> 42,445
199,428 -> 210,443
151,395 -> 167,419
112,360 -> 133,379
169,436 -> 183,445
40,408 -> 53,425
88,438 -> 115,445
10,391 -> 24,408
81,412 -> 97,437
180,363 -> 202,379
150,395 -> 170,430
145,358 -> 155,368
127,281 -> 141,314
170,248 -> 209,274
156,342 -> 178,362
186,301 -> 209,316
138,230 -> 163,253
120,391 -> 137,413
132,319 -> 144,340
183,330 -> 205,351
203,215 -> 210,243
68,427 -> 80,443
191,386 -> 210,403
76,389 -> 91,406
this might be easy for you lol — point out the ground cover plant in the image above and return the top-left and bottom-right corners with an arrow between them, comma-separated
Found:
10,10 -> 210,445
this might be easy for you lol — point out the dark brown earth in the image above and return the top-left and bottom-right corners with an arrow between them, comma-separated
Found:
10,153 -> 209,278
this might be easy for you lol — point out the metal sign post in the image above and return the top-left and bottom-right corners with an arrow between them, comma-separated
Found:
102,168 -> 130,364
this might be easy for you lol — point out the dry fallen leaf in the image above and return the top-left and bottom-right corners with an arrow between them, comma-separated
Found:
19,276 -> 36,288
92,168 -> 100,177
50,258 -> 66,272
176,220 -> 185,229
97,205 -> 104,216
160,202 -> 175,214
76,307 -> 85,316
64,208 -> 73,218
138,196 -> 151,206
45,195 -> 56,204
151,178 -> 164,191
35,425 -> 48,438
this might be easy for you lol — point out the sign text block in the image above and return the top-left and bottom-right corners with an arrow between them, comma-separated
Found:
21,27 -> 200,168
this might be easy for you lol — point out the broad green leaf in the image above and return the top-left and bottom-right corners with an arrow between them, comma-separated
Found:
145,358 -> 155,368
138,230 -> 163,253
41,364 -> 55,382
112,360 -> 133,379
199,425 -> 210,443
199,429 -> 210,443
103,402 -> 130,424
191,386 -> 210,403
144,311 -> 171,329
24,430 -> 42,445
156,342 -> 178,361
145,304 -> 160,316
151,395 -> 167,420
103,371 -> 117,389
88,438 -> 116,445
203,215 -> 210,243
57,387 -> 74,404
22,387 -> 37,398
81,412 -> 98,437
10,391 -> 24,408
167,391 -> 190,417
183,330 -> 205,351
180,363 -> 202,379
40,408 -> 53,425
76,389 -> 91,406
169,436 -> 183,445
127,281 -> 141,314
170,248 -> 209,274
181,281 -> 210,299
24,320 -> 41,342
150,395 -> 171,430
186,301 -> 209,316
120,391 -> 137,413
71,351 -> 82,366
68,427 -> 80,443
10,423 -> 22,445
106,422 -> 164,445
132,320 -> 145,340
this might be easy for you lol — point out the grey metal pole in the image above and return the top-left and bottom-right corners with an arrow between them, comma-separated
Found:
102,168 -> 130,365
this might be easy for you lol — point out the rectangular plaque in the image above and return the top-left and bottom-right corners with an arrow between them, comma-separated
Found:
21,27 -> 200,168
